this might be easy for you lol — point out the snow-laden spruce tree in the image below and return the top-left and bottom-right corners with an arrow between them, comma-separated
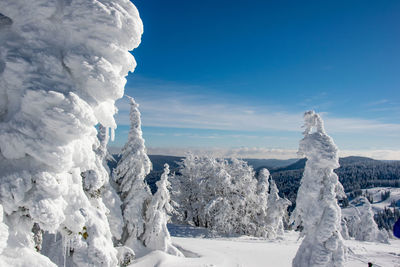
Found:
344,197 -> 389,243
254,168 -> 270,237
142,164 -> 183,256
354,197 -> 382,242
0,1 -> 142,265
266,179 -> 291,239
291,111 -> 346,267
114,96 -> 152,250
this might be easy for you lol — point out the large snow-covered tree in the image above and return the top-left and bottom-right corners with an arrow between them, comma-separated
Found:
142,164 -> 183,256
172,154 -> 276,237
291,111 -> 346,267
0,1 -> 142,265
114,96 -> 152,250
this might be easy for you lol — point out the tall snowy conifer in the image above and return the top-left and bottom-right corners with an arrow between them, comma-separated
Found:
265,179 -> 291,238
142,164 -> 183,256
291,111 -> 346,267
114,96 -> 152,250
252,169 -> 270,237
0,1 -> 143,265
345,197 -> 389,243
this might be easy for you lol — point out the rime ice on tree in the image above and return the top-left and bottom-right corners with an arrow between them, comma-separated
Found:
266,179 -> 291,239
142,164 -> 183,256
114,96 -> 152,250
291,111 -> 346,267
0,0 -> 143,265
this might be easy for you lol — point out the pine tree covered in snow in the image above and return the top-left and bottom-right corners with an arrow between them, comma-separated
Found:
265,179 -> 291,239
254,168 -> 270,237
114,96 -> 152,250
343,197 -> 389,243
0,0 -> 142,265
142,164 -> 183,256
355,197 -> 388,243
291,111 -> 346,267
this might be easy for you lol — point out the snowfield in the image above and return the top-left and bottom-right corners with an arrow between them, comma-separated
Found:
129,225 -> 400,267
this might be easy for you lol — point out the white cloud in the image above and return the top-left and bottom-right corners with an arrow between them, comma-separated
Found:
116,88 -> 400,136
146,146 -> 299,159
145,146 -> 400,160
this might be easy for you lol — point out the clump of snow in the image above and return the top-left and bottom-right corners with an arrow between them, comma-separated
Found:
291,111 -> 346,267
0,0 -> 143,265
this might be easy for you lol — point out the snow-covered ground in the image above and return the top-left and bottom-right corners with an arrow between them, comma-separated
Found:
130,225 -> 400,267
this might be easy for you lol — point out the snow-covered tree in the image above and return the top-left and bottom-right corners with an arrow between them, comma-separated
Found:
143,164 -> 183,256
355,197 -> 382,242
172,154 -> 274,237
97,125 -> 124,243
291,111 -> 346,267
253,168 -> 270,237
266,179 -> 291,239
340,218 -> 350,240
0,1 -> 142,265
114,96 -> 152,250
343,197 -> 389,243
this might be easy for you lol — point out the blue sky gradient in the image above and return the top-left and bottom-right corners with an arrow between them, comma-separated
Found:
113,0 -> 400,159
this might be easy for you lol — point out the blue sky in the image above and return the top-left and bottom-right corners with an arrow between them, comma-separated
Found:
113,0 -> 400,159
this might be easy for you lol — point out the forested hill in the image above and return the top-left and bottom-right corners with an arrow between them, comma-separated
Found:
268,156 -> 400,207
109,155 -> 400,199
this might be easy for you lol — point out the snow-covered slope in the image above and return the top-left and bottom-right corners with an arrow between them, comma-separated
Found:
360,187 -> 400,211
129,225 -> 400,267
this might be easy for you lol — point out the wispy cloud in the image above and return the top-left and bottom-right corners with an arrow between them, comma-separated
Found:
145,146 -> 400,160
146,146 -> 299,159
117,82 -> 400,136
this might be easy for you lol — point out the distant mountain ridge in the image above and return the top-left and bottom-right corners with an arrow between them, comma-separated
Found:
267,156 -> 379,173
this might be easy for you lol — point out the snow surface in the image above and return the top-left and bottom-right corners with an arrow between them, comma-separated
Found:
129,225 -> 400,267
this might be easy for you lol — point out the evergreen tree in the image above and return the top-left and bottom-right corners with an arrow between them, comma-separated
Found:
142,164 -> 183,256
266,179 -> 291,238
114,96 -> 152,250
291,111 -> 346,267
354,197 -> 389,243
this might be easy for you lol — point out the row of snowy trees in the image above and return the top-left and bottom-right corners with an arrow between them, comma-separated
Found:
0,1 -> 180,266
171,154 -> 291,238
112,97 -> 182,259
